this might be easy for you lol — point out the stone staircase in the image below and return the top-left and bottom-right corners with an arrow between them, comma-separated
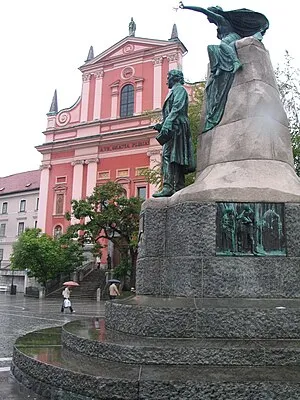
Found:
46,269 -> 107,300
72,269 -> 107,300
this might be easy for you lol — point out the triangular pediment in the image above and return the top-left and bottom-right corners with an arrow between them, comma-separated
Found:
80,36 -> 186,70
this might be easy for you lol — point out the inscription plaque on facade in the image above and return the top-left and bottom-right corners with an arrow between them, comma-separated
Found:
216,202 -> 286,256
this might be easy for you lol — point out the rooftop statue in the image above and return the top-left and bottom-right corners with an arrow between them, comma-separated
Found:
129,17 -> 136,37
179,2 -> 269,132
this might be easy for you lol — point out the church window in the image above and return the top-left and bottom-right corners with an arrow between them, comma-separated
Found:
120,84 -> 134,117
54,225 -> 63,238
55,193 -> 64,215
137,186 -> 146,200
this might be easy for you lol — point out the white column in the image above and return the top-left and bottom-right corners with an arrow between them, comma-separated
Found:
147,149 -> 162,197
93,69 -> 104,120
80,73 -> 91,122
37,164 -> 51,232
85,158 -> 99,197
135,79 -> 144,115
71,160 -> 84,200
153,56 -> 163,109
167,53 -> 179,71
110,84 -> 119,119
71,160 -> 84,225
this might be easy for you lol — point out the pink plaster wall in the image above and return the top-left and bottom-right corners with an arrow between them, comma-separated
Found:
81,163 -> 88,199
97,152 -> 149,197
101,70 -> 119,119
161,57 -> 169,101
45,163 -> 73,235
87,75 -> 96,121
40,36 -> 189,238
51,151 -> 74,160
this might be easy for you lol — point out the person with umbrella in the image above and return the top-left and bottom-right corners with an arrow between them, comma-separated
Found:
61,281 -> 78,313
108,279 -> 120,300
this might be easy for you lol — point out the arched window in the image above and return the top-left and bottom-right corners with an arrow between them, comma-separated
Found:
54,225 -> 63,238
120,84 -> 134,117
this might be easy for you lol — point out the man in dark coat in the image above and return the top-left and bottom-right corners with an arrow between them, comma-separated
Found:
153,69 -> 195,197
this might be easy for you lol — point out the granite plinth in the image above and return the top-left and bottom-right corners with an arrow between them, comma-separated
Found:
137,202 -> 300,298
62,320 -> 300,367
11,327 -> 300,400
105,296 -> 300,339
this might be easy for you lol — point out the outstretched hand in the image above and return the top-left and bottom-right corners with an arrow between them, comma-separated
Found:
179,1 -> 185,9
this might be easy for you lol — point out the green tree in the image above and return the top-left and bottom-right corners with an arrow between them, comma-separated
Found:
275,51 -> 300,175
10,228 -> 83,287
185,82 -> 205,185
65,181 -> 142,287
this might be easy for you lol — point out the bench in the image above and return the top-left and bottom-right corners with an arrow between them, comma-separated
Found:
0,285 -> 8,293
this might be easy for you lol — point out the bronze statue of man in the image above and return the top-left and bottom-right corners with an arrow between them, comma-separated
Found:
153,69 -> 195,198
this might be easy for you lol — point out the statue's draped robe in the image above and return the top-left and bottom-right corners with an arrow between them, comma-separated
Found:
158,82 -> 196,173
203,8 -> 269,133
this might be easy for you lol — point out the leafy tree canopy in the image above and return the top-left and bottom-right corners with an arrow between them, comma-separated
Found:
66,181 -> 143,285
10,228 -> 83,287
275,51 -> 300,175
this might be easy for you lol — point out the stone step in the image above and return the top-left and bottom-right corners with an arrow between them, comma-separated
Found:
62,319 -> 300,367
105,295 -> 300,339
12,330 -> 300,400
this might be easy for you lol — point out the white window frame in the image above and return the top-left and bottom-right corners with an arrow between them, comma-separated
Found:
17,222 -> 25,236
19,199 -> 26,212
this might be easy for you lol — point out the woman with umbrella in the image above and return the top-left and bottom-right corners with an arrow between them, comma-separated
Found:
61,281 -> 78,313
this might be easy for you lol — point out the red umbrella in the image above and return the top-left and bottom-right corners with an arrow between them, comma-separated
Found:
63,281 -> 79,287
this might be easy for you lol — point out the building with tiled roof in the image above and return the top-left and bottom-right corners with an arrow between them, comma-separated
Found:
0,170 -> 40,282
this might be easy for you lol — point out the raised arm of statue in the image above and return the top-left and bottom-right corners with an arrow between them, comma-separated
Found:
179,2 -> 224,26
179,3 -> 268,133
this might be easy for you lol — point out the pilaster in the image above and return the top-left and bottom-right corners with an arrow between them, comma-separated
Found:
153,56 -> 163,109
135,78 -> 144,115
110,81 -> 120,119
37,163 -> 51,232
167,53 -> 180,71
85,158 -> 99,197
93,69 -> 104,120
80,73 -> 92,122
71,160 -> 84,200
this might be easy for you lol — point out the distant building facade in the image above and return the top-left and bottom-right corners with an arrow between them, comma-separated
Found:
36,23 -> 191,264
0,170 -> 40,291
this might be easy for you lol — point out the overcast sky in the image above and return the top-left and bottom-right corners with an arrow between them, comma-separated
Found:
1,0 -> 299,177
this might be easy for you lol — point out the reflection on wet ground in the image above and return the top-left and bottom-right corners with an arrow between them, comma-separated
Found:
63,319 -> 300,349
15,327 -> 140,380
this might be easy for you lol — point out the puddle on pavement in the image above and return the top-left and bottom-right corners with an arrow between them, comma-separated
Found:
14,325 -> 140,379
15,326 -> 62,346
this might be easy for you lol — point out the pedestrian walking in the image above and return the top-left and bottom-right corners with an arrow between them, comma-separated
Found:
109,282 -> 120,300
61,286 -> 74,313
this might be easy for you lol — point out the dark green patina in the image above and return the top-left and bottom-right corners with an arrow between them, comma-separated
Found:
179,3 -> 269,132
153,69 -> 195,197
216,203 -> 286,256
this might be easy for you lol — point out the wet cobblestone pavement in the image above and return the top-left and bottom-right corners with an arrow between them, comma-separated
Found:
0,293 -> 105,399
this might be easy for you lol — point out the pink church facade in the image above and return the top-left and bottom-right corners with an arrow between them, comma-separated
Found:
36,26 -> 189,262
